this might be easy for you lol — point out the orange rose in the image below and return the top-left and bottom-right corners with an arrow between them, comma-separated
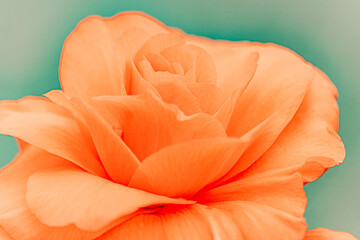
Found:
0,12 -> 356,239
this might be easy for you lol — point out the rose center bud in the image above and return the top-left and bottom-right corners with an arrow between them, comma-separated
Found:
127,33 -> 227,117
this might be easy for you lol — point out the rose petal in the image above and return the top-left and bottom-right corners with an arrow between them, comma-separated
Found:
211,201 -> 307,240
94,91 -> 226,161
186,83 -> 227,115
136,59 -> 201,115
0,226 -> 13,240
128,138 -> 248,198
26,166 -> 192,232
0,97 -> 106,177
225,43 -> 313,137
185,37 -> 261,89
214,88 -> 246,129
187,39 -> 314,141
60,12 -> 168,98
128,60 -> 161,96
217,51 -> 259,96
46,90 -> 140,184
99,200 -> 306,240
305,228 -> 358,240
97,204 -> 241,240
187,41 -> 315,184
160,44 -> 217,84
8,97 -> 57,153
216,111 -> 290,183
212,53 -> 259,128
197,173 -> 307,219
128,113 -> 274,199
206,43 -> 315,182
171,62 -> 185,74
243,67 -> 345,182
0,147 -> 105,239
134,33 -> 185,63
144,52 -> 173,72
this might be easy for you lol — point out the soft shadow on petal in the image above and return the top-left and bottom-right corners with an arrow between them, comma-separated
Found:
128,114 -> 276,199
160,44 -> 217,84
136,60 -> 201,115
16,138 -> 30,152
144,52 -> 173,72
97,204 -> 242,240
129,138 -> 251,198
214,88 -> 245,129
99,200 -> 306,240
46,90 -> 140,185
215,111 -> 289,183
93,91 -> 226,161
197,173 -> 307,219
305,228 -> 358,240
0,226 -> 13,240
128,60 -> 161,96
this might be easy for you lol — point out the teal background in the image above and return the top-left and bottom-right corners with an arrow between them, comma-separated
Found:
1,0 -> 359,237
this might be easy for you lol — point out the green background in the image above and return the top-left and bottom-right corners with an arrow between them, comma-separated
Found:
1,0 -> 359,237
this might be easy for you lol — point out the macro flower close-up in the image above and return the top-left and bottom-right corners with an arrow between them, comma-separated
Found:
0,6 -> 358,240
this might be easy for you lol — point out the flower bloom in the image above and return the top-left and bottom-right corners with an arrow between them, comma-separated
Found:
0,12 -> 357,240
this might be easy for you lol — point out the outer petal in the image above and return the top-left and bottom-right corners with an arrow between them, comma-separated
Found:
188,37 -> 343,181
188,38 -> 313,136
197,174 -> 307,240
26,165 -> 192,232
0,147 -> 106,240
212,201 -> 307,240
46,90 -> 140,185
60,12 -> 168,98
215,111 -> 293,183
129,138 -> 250,198
97,204 -> 242,240
11,97 -> 63,152
243,68 -> 344,182
129,114 -> 278,198
0,97 -> 106,177
197,173 -> 307,219
224,43 -> 313,137
99,201 -> 306,240
191,41 -> 314,183
305,228 -> 358,240
16,138 -> 30,152
0,226 -> 13,240
93,91 -> 226,161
